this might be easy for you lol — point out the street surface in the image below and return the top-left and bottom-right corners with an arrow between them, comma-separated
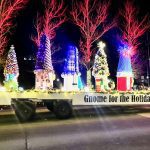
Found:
0,106 -> 150,150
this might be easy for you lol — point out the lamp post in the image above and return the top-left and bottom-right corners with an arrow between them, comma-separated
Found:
146,32 -> 150,87
147,58 -> 150,87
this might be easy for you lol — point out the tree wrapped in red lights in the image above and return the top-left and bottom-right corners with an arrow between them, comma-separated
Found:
32,0 -> 66,46
0,0 -> 29,56
70,0 -> 116,87
71,0 -> 116,65
119,0 -> 150,79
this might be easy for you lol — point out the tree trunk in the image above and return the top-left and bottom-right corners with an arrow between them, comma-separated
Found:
86,69 -> 93,89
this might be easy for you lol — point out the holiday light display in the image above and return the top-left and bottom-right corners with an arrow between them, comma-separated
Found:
61,45 -> 83,91
0,0 -> 148,95
117,45 -> 133,91
92,41 -> 111,92
34,34 -> 55,90
4,45 -> 19,90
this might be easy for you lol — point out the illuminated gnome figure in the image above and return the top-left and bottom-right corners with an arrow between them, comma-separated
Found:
92,41 -> 110,92
117,46 -> 133,91
61,45 -> 83,91
4,45 -> 19,90
34,34 -> 55,90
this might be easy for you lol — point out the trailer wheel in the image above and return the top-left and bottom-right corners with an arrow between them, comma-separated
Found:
12,100 -> 36,122
45,101 -> 54,112
54,101 -> 72,119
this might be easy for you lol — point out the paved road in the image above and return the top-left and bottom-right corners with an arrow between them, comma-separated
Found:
0,106 -> 150,150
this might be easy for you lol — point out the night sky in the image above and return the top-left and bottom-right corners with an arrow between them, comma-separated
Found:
1,0 -> 150,89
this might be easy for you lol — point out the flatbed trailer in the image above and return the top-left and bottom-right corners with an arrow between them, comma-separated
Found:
0,90 -> 150,121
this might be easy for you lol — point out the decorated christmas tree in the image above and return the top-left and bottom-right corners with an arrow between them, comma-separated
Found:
61,45 -> 83,91
92,41 -> 110,92
4,45 -> 19,90
34,34 -> 55,90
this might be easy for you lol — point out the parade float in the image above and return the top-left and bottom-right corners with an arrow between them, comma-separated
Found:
0,0 -> 149,122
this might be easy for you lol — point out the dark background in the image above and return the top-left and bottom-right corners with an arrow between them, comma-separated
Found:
0,0 -> 150,89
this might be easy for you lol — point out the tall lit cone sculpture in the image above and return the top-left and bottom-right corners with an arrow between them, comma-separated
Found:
117,46 -> 134,91
61,45 -> 83,91
34,34 -> 55,90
